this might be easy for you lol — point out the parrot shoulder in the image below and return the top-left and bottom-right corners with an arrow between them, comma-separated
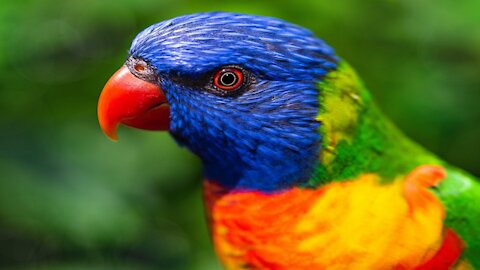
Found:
437,167 -> 480,268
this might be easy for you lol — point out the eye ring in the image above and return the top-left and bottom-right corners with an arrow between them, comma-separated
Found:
213,67 -> 244,91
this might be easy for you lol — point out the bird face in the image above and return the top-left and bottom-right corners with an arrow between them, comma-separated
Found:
98,12 -> 339,191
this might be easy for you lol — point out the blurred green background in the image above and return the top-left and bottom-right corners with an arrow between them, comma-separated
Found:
1,0 -> 479,269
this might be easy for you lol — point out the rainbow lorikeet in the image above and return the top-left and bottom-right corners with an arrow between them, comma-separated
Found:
97,12 -> 480,269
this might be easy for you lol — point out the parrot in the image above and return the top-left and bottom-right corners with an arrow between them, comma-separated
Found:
97,12 -> 480,269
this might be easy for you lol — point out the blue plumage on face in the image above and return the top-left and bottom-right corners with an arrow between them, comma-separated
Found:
127,12 -> 338,192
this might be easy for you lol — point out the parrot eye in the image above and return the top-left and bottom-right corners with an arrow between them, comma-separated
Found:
213,67 -> 244,91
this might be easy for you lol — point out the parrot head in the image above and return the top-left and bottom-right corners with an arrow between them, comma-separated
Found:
98,12 -> 338,192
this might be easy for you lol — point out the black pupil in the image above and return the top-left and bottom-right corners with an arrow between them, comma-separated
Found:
220,72 -> 237,86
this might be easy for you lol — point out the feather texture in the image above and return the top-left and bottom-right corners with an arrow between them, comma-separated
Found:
204,165 -> 466,269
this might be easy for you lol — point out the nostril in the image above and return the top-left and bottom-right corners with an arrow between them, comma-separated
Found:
134,63 -> 146,72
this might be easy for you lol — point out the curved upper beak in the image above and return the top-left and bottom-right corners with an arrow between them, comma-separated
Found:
97,66 -> 170,141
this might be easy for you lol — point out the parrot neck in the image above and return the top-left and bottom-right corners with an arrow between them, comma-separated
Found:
307,61 -> 440,187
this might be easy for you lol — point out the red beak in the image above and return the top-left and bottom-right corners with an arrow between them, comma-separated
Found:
97,66 -> 170,141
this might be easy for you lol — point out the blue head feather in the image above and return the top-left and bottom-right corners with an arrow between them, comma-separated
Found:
128,12 -> 338,192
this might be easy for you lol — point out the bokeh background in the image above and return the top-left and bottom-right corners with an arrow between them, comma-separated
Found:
1,0 -> 479,269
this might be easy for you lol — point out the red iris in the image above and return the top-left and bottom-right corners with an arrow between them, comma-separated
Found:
213,67 -> 244,91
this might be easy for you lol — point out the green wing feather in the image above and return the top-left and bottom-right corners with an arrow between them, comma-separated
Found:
440,167 -> 480,267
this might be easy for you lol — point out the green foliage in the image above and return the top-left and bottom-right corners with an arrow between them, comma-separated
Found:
0,0 -> 479,269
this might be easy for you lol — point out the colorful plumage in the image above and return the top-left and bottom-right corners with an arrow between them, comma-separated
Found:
97,12 -> 480,269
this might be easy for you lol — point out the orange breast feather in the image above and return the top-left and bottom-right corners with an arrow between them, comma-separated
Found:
204,165 -> 465,270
